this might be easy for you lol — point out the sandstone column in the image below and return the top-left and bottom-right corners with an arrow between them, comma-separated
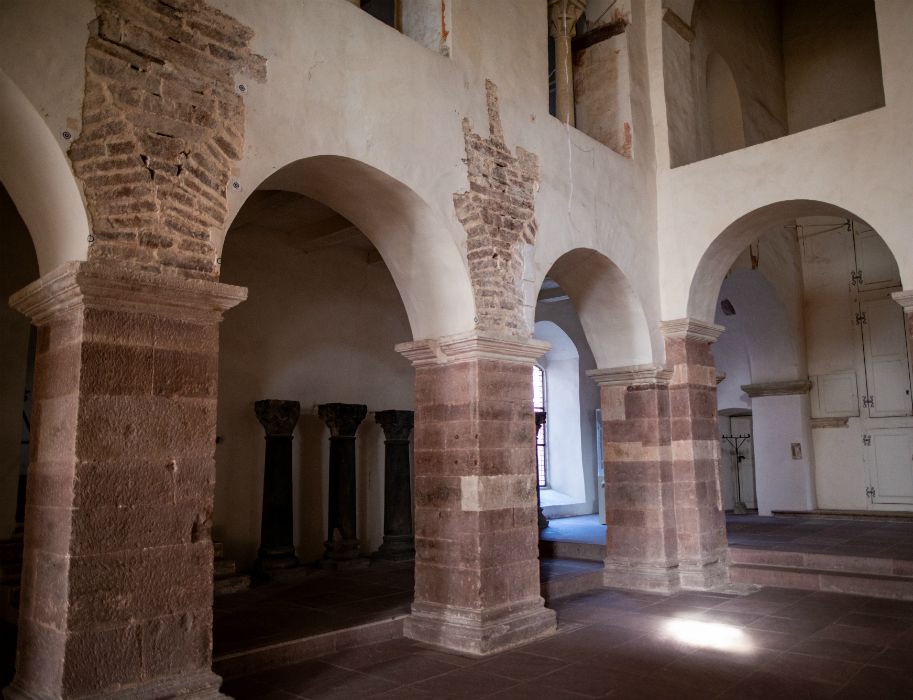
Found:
660,318 -> 730,590
6,261 -> 245,699
589,365 -> 681,593
548,0 -> 586,126
253,400 -> 301,573
373,410 -> 415,560
396,331 -> 556,655
318,403 -> 368,566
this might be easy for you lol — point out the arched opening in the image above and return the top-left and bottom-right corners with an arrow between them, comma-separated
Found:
691,200 -> 912,585
210,157 -> 474,667
0,181 -> 41,684
706,52 -> 745,156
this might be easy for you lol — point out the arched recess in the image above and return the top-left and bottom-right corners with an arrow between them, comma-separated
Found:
545,248 -> 654,369
0,69 -> 89,273
706,52 -> 745,156
687,199 -> 885,323
220,156 -> 475,341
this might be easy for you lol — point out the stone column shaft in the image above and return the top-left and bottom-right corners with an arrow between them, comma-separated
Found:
254,400 -> 300,572
661,319 -> 730,590
589,365 -> 680,593
397,332 -> 556,656
548,0 -> 586,126
318,403 -> 367,564
374,410 -> 415,560
6,261 -> 245,699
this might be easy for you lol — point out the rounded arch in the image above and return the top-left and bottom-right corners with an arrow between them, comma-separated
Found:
688,199 -> 887,322
221,155 -> 475,341
706,52 -> 745,156
545,248 -> 654,368
0,68 -> 89,274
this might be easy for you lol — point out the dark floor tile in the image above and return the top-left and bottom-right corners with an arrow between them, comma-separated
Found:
867,646 -> 913,671
835,612 -> 913,632
537,662 -> 642,698
834,665 -> 913,699
487,680 -> 593,699
358,653 -> 461,685
815,622 -> 906,647
411,668 -> 520,699
786,637 -> 882,664
727,670 -> 840,699
588,635 -> 692,674
856,598 -> 913,620
748,614 -> 832,636
321,638 -> 417,671
472,650 -> 569,680
760,652 -> 863,686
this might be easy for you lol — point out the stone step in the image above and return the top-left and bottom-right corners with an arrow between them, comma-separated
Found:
538,539 -> 605,562
214,558 -> 237,577
730,562 -> 913,600
540,566 -> 604,601
730,546 -> 913,577
213,615 -> 406,679
214,574 -> 251,597
213,541 -> 225,559
771,509 -> 913,523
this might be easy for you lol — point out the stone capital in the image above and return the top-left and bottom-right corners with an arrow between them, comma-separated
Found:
588,363 -> 673,388
741,379 -> 812,398
254,400 -> 301,437
548,0 -> 586,38
9,260 -> 247,325
396,330 -> 549,367
374,409 -> 414,442
891,289 -> 913,312
659,318 -> 725,344
318,403 -> 367,438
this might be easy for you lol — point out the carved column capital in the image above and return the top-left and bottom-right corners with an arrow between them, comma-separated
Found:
548,0 -> 586,38
254,400 -> 301,437
375,410 -> 414,443
318,403 -> 367,438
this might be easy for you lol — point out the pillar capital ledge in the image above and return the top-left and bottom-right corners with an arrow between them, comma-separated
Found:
741,379 -> 812,398
318,403 -> 367,438
891,290 -> 913,312
548,0 -> 587,38
374,409 -> 414,442
9,260 -> 247,325
396,331 -> 549,367
255,400 -> 301,437
588,363 -> 673,387
659,318 -> 725,344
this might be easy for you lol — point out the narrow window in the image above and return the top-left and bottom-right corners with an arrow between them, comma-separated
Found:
532,365 -> 548,488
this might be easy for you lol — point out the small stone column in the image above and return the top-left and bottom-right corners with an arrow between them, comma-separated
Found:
548,0 -> 586,126
589,365 -> 680,593
253,400 -> 300,573
534,411 -> 549,531
318,403 -> 368,566
660,318 -> 730,590
374,410 -> 415,560
396,331 -> 556,656
6,261 -> 245,699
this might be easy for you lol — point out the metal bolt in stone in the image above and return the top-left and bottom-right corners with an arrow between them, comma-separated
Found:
236,83 -> 248,94
61,130 -> 73,141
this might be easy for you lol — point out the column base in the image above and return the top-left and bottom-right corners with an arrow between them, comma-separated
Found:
404,598 -> 557,656
603,561 -> 681,594
373,536 -> 415,561
319,556 -> 371,571
678,558 -> 730,591
5,670 -> 226,700
254,550 -> 300,573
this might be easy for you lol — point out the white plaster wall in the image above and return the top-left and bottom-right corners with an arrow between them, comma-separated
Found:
0,186 -> 38,538
813,419 -> 868,510
215,224 -> 414,568
752,394 -> 817,515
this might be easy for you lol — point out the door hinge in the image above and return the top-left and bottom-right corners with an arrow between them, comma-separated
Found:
863,395 -> 875,408
855,312 -> 867,325
863,434 -> 872,446
851,270 -> 864,286
865,486 -> 876,500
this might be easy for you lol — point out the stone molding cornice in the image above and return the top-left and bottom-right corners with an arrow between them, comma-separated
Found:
741,379 -> 813,398
891,290 -> 913,312
396,331 -> 550,367
9,261 -> 247,325
659,318 -> 725,343
587,364 -> 673,387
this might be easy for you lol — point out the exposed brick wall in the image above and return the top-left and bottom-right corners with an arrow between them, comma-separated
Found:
454,80 -> 540,337
69,0 -> 266,279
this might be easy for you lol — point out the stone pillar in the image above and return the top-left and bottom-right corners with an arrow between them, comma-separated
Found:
548,0 -> 586,126
660,318 -> 730,590
253,400 -> 300,573
534,411 -> 549,531
5,261 -> 245,699
318,403 -> 367,566
396,331 -> 556,656
589,365 -> 680,593
373,410 -> 415,560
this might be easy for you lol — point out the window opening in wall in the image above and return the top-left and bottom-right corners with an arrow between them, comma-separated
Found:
360,0 -> 398,30
356,0 -> 452,56
533,365 -> 548,487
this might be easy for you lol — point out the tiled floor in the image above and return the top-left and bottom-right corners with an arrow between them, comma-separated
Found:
222,586 -> 913,699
